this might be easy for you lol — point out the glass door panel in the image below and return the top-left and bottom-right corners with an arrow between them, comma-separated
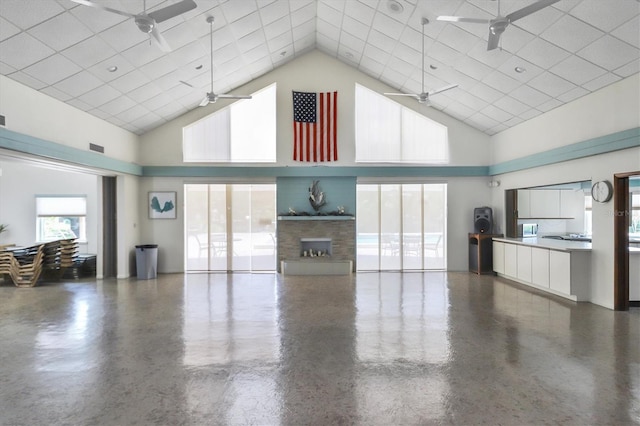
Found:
250,185 -> 276,271
356,185 -> 380,270
380,184 -> 402,270
402,184 -> 422,270
423,184 -> 446,270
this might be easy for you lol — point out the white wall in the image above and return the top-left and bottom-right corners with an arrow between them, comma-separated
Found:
137,177 -> 185,274
0,75 -> 139,163
139,50 -> 491,167
489,73 -> 640,309
447,177 -> 495,271
491,74 -> 640,163
0,159 -> 99,255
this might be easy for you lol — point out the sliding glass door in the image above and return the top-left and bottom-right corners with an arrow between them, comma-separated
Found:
357,183 -> 446,271
185,183 -> 276,272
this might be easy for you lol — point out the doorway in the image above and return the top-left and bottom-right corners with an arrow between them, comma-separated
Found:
184,183 -> 276,272
356,183 -> 447,271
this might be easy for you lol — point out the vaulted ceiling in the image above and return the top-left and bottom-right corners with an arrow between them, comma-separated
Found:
1,0 -> 638,136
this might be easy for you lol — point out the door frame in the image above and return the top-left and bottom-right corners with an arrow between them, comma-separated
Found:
613,171 -> 639,310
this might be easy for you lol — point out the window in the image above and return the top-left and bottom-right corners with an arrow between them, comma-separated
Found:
183,83 -> 276,163
36,196 -> 87,242
355,83 -> 449,164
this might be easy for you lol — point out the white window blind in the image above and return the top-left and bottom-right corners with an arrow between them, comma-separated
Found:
355,83 -> 449,164
36,196 -> 86,216
183,83 -> 276,163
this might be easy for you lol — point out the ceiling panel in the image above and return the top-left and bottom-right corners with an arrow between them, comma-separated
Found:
0,0 -> 638,136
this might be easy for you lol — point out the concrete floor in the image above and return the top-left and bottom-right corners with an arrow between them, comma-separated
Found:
0,272 -> 638,425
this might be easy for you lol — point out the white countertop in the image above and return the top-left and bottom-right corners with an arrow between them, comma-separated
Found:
493,236 -> 592,252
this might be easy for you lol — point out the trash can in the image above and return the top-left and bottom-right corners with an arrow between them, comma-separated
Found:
135,244 -> 158,279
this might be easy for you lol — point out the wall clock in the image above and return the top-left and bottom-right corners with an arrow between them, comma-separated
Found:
591,180 -> 613,203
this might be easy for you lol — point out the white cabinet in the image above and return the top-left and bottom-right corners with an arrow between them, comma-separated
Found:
493,239 -> 590,301
517,245 -> 532,282
531,247 -> 550,288
549,250 -> 571,295
517,190 -> 531,218
504,243 -> 518,278
560,190 -> 583,220
493,241 -> 505,274
530,190 -> 560,218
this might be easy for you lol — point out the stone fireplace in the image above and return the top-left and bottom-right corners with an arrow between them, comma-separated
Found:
277,217 -> 356,274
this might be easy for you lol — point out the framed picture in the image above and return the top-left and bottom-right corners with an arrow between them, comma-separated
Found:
149,191 -> 177,219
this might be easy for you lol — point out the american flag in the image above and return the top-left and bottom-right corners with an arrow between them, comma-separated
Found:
292,91 -> 337,162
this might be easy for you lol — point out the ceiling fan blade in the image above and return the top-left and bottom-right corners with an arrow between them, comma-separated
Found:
70,0 -> 135,19
384,92 -> 419,97
487,29 -> 501,50
436,16 -> 490,24
217,94 -> 253,100
506,0 -> 560,23
199,96 -> 210,107
148,0 -> 197,23
428,84 -> 459,96
149,26 -> 172,52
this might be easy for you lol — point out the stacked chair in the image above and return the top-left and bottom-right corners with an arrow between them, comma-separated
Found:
0,238 -> 78,287
0,245 -> 45,288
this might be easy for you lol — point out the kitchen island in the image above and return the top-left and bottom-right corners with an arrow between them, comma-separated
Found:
492,237 -> 591,302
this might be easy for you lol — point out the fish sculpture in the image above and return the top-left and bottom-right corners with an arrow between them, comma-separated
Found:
308,180 -> 326,212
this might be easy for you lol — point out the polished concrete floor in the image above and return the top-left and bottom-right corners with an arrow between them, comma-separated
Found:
0,272 -> 638,425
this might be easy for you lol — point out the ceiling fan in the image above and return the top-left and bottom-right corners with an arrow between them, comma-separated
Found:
385,18 -> 458,105
437,0 -> 560,51
70,0 -> 197,52
199,16 -> 252,106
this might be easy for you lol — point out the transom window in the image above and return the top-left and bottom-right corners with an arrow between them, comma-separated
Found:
183,83 -> 276,163
355,83 -> 449,164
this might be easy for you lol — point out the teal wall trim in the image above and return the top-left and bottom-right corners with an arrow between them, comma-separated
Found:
489,127 -> 640,176
142,165 -> 490,177
0,128 -> 142,175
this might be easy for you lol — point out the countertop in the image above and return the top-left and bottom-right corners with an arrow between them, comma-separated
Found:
492,236 -> 592,252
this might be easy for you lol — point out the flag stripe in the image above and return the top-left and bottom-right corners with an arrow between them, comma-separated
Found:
319,93 -> 325,162
332,91 -> 337,160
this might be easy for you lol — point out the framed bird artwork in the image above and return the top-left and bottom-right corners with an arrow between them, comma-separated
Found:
149,192 -> 177,219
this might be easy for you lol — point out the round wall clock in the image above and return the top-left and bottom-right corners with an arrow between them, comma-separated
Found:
591,180 -> 613,203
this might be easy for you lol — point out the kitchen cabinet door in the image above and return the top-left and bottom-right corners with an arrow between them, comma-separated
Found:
531,247 -> 550,288
560,190 -> 583,219
493,241 -> 505,274
517,245 -> 532,282
517,190 -> 531,218
530,190 -> 560,218
504,243 -> 518,278
549,250 -> 571,295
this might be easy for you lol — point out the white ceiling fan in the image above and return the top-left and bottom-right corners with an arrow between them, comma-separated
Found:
199,16 -> 252,106
385,18 -> 458,105
437,0 -> 560,51
70,0 -> 197,52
